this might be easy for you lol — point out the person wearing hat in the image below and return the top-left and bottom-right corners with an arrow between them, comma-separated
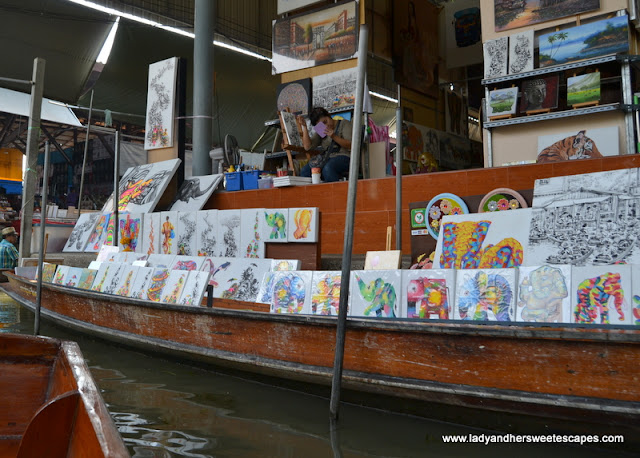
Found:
0,227 -> 19,269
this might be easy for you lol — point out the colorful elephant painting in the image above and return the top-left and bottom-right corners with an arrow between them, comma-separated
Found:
406,278 -> 449,319
457,270 -> 513,321
354,274 -> 397,318
575,273 -> 625,324
518,266 -> 568,322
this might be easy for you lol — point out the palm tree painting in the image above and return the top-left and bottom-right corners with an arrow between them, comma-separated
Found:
539,15 -> 629,68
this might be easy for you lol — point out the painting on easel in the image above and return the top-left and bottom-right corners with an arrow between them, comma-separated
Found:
520,75 -> 559,113
487,87 -> 519,118
567,72 -> 600,107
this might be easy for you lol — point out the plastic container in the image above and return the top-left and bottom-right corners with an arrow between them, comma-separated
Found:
242,170 -> 262,190
258,177 -> 273,189
225,172 -> 242,191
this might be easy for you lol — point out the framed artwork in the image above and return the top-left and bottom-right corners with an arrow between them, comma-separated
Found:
310,271 -> 342,316
240,208 -> 266,258
478,188 -> 528,212
63,212 -> 99,252
520,75 -> 559,113
196,210 -> 218,256
145,57 -> 178,150
571,264 -> 632,325
454,268 -> 516,321
483,37 -> 508,78
528,168 -> 640,266
179,271 -> 211,306
312,67 -> 357,110
349,270 -> 400,318
287,207 -> 319,242
444,0 -> 482,69
401,269 -> 455,319
434,209 -> 532,269
217,210 -> 241,257
494,0 -> 600,32
268,270 -> 313,314
517,265 -> 571,323
277,0 -> 324,15
168,174 -> 223,212
567,72 -> 600,106
160,211 -> 179,255
508,30 -> 533,74
277,78 -> 312,116
487,87 -> 519,118
142,212 -> 160,256
263,209 -> 288,242
280,111 -> 303,147
176,211 -> 197,256
539,15 -> 629,68
272,1 -> 358,74
536,126 -> 617,163
425,193 -> 469,240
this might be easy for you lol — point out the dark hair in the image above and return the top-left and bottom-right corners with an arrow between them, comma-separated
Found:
309,107 -> 330,126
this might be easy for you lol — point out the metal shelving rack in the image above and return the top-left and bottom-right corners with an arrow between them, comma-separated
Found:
483,12 -> 637,167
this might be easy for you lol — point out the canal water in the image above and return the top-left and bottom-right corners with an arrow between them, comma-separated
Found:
0,296 -> 629,457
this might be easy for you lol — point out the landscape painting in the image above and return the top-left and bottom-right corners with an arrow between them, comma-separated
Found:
567,72 -> 600,106
145,57 -> 177,150
494,0 -> 600,32
539,15 -> 629,68
272,1 -> 358,74
487,87 -> 519,118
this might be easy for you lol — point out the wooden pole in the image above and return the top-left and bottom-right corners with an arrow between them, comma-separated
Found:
34,141 -> 50,336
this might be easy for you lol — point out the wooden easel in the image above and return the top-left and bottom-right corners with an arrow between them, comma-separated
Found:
278,109 -> 307,176
525,108 -> 551,116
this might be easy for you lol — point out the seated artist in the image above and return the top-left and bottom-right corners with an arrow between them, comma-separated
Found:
298,107 -> 352,183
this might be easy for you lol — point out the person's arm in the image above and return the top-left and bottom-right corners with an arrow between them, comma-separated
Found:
328,121 -> 352,151
297,116 -> 320,152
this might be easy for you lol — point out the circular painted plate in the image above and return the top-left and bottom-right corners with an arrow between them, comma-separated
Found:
478,188 -> 528,213
425,193 -> 469,239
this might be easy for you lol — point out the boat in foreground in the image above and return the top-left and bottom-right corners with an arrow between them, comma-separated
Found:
3,272 -> 640,440
0,330 -> 128,457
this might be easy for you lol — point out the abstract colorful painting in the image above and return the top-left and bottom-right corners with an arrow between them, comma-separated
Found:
567,72 -> 600,106
517,265 -> 571,323
434,209 -> 532,269
444,0 -> 482,69
312,67 -> 357,110
41,263 -> 57,283
114,266 -> 140,297
169,174 -> 223,211
401,269 -> 455,319
145,57 -> 177,150
179,271 -> 211,306
264,209 -> 288,242
171,255 -> 205,271
128,267 -> 155,300
571,264 -> 632,325
287,207 -> 319,243
277,78 -> 312,116
196,210 -> 218,256
268,270 -> 313,314
454,268 -> 516,321
176,211 -> 197,256
349,270 -> 400,318
478,188 -> 528,213
85,213 -> 113,253
426,193 -> 469,240
63,267 -> 84,288
539,15 -> 628,68
310,271 -> 342,316
528,169 -> 638,266
118,213 -> 142,253
217,210 -> 241,257
160,211 -> 178,255
630,265 -> 640,326
240,208 -> 265,258
146,267 -> 170,302
161,270 -> 190,304
90,264 -> 112,292
53,266 -> 70,285
272,1 -> 358,74
63,212 -> 99,252
494,0 -> 600,32
77,268 -> 97,290
271,259 -> 301,271
142,212 -> 160,256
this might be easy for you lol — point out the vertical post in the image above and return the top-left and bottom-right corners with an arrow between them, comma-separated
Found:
193,0 -> 215,176
77,90 -> 94,214
19,57 -> 45,263
329,24 -> 368,421
34,142 -> 50,336
113,131 -> 120,247
395,85 -> 403,251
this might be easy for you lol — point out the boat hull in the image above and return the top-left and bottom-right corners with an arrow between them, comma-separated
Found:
3,273 -> 640,434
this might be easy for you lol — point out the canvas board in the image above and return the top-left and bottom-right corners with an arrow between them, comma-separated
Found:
179,271 -> 211,306
147,254 -> 177,268
114,266 -> 140,297
176,211 -> 197,256
268,270 -> 313,314
96,245 -> 119,262
85,213 -> 113,252
403,122 -> 440,162
171,256 -> 206,271
118,213 -> 143,253
483,37 -> 508,79
145,57 -> 178,150
272,1 -> 358,74
517,265 -> 571,323
277,78 -> 312,116
567,72 -> 600,106
487,87 -> 518,117
280,111 -> 303,147
196,210 -> 218,256
63,267 -> 84,288
271,259 -> 300,271
146,267 -> 171,302
434,208 -> 532,269
528,169 -> 639,266
263,209 -> 288,242
200,257 -> 234,291
256,272 -> 276,304
508,30 -> 534,74
536,127 -> 617,162
349,270 -> 401,318
41,263 -> 57,283
63,212 -> 99,252
168,174 -> 223,211
129,267 -> 155,300
401,269 -> 455,319
364,250 -> 401,270
454,268 -> 517,321
240,208 -> 265,258
217,210 -> 242,257
100,263 -> 127,295
90,264 -> 112,291
571,264 -> 632,325
310,271 -> 342,316
142,212 -> 161,256
520,75 -> 559,113
287,207 -> 319,243
312,67 -> 357,110
160,211 -> 179,255
160,270 -> 190,304
213,259 -> 271,302
53,266 -> 70,285
495,0 -> 600,32
443,0 -> 482,69
77,268 -> 97,290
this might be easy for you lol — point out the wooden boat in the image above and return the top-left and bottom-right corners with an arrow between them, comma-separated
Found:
0,331 -> 128,457
2,272 -> 640,441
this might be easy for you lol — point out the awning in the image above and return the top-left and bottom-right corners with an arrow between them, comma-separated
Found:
0,87 -> 82,127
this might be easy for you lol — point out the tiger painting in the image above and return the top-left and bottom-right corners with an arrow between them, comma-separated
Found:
536,130 -> 603,163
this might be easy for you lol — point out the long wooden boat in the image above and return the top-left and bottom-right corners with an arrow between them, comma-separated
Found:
3,272 -> 640,440
0,331 -> 128,457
